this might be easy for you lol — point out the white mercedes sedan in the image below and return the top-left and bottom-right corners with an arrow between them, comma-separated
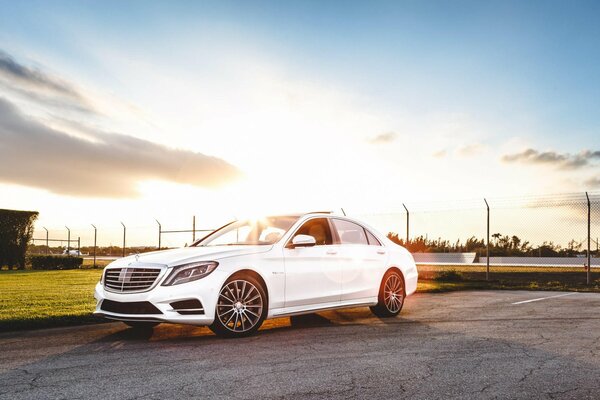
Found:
94,212 -> 418,337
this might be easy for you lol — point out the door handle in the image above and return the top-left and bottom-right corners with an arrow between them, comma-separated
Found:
377,250 -> 386,255
326,250 -> 338,255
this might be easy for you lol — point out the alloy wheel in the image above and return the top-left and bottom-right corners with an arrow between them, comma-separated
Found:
383,273 -> 404,313
216,280 -> 264,333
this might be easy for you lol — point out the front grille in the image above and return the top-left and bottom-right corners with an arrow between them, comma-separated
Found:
103,267 -> 161,292
100,299 -> 162,314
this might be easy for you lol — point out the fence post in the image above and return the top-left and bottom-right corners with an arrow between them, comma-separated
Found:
91,224 -> 97,268
121,222 -> 126,258
193,215 -> 196,242
586,192 -> 591,285
484,198 -> 490,281
65,226 -> 70,254
403,203 -> 409,245
43,227 -> 49,254
77,237 -> 80,255
155,219 -> 161,250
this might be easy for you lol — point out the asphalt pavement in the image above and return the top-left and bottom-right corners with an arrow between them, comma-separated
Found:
1,290 -> 599,399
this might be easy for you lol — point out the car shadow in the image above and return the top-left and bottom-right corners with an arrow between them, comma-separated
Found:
91,307 -> 405,346
289,313 -> 334,328
96,311 -> 337,345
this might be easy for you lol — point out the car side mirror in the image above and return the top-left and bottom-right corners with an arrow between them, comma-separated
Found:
291,234 -> 317,248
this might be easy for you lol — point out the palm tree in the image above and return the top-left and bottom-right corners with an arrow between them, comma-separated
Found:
492,233 -> 501,246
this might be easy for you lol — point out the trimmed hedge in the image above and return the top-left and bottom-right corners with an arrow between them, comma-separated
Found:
0,209 -> 39,269
433,269 -> 464,282
28,255 -> 83,270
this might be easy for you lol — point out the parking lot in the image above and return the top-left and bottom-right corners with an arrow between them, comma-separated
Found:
1,290 -> 599,399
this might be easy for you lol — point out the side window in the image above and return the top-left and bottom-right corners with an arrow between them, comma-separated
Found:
258,227 -> 286,244
292,218 -> 333,246
365,229 -> 382,246
332,219 -> 368,245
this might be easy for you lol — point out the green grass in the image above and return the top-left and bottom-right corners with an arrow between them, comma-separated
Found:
416,280 -> 492,292
0,269 -> 103,331
1,265 -> 600,332
81,258 -> 112,268
417,264 -> 600,293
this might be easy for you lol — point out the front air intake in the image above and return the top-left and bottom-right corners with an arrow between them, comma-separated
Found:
170,299 -> 205,315
100,299 -> 162,315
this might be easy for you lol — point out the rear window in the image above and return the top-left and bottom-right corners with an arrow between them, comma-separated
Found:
365,229 -> 382,246
331,219 -> 368,245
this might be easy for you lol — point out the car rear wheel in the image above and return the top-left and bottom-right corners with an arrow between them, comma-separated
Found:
370,270 -> 405,318
209,275 -> 267,338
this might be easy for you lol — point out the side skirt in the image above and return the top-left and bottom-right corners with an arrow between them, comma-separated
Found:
269,298 -> 378,319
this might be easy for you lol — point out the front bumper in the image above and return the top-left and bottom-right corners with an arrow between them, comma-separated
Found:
93,269 -> 227,326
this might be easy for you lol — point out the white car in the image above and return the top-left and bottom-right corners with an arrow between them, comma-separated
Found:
94,213 -> 418,337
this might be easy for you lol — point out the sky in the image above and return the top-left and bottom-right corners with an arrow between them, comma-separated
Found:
0,0 -> 599,246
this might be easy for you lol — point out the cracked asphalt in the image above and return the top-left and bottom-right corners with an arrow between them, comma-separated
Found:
1,290 -> 599,399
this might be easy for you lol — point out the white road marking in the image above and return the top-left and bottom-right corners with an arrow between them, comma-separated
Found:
511,292 -> 579,305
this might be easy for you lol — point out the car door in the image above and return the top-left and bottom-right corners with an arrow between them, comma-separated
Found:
331,218 -> 387,301
283,217 -> 343,308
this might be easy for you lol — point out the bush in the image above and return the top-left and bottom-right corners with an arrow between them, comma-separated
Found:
0,209 -> 39,269
28,255 -> 83,270
433,269 -> 463,282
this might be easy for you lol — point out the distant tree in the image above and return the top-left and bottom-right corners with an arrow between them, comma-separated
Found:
492,233 -> 501,245
0,209 -> 39,269
387,231 -> 583,258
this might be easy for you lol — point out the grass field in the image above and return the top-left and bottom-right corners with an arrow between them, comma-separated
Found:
418,264 -> 600,292
81,259 -> 113,268
1,265 -> 600,332
0,269 -> 103,331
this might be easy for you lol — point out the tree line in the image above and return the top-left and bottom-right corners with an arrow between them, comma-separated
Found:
387,232 -> 595,257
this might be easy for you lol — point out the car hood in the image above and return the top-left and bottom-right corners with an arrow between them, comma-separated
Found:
108,245 -> 273,268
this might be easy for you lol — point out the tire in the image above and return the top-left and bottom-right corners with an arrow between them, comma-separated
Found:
209,274 -> 268,338
370,269 -> 405,318
123,321 -> 159,330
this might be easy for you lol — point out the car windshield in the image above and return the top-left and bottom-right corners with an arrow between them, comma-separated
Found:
193,216 -> 300,246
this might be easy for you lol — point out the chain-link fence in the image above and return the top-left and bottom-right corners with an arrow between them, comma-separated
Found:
27,191 -> 600,287
359,191 -> 600,289
28,220 -> 208,258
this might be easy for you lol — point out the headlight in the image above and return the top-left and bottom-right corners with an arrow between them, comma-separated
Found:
162,261 -> 219,286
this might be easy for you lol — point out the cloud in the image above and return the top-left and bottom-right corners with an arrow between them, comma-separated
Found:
457,143 -> 484,157
432,149 -> 447,158
0,50 -> 95,114
0,98 -> 241,197
502,148 -> 600,170
368,131 -> 397,144
585,177 -> 600,189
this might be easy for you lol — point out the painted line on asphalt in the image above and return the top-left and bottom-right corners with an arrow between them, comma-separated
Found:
511,292 -> 579,305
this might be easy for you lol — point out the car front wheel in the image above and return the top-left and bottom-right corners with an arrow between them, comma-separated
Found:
209,274 -> 267,338
370,270 -> 405,318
